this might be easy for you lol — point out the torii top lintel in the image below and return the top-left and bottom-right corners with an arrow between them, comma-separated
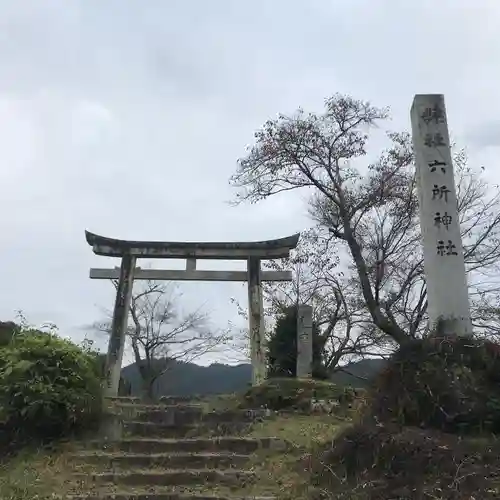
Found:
85,230 -> 300,260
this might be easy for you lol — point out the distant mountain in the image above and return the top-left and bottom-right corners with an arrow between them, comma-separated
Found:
121,360 -> 252,398
330,358 -> 387,388
121,357 -> 386,398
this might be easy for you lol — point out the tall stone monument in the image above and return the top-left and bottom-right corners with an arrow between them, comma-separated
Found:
410,94 -> 472,336
296,304 -> 313,378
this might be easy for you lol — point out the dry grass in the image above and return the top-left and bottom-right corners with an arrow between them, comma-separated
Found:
0,442 -> 78,500
309,423 -> 500,499
245,413 -> 349,499
249,413 -> 348,447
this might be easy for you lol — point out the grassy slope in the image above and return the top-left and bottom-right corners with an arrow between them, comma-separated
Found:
4,412 -> 498,499
0,413 -> 346,500
246,414 -> 349,499
6,377 -> 497,499
0,442 -> 79,500
0,378 -> 350,500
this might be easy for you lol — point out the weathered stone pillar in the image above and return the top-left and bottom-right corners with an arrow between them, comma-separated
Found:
410,94 -> 472,336
247,257 -> 266,386
296,304 -> 313,378
104,253 -> 136,397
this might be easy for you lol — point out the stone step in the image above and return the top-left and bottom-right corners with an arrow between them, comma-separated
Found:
70,451 -> 250,469
84,437 -> 287,454
106,396 -> 142,404
123,421 -> 253,438
73,469 -> 256,487
107,396 -> 202,406
203,409 -> 271,423
112,403 -> 204,412
159,395 -> 201,404
133,409 -> 270,425
113,406 -> 204,425
122,421 -> 202,439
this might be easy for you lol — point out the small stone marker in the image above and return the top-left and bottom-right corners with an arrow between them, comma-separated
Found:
410,94 -> 472,336
296,304 -> 313,378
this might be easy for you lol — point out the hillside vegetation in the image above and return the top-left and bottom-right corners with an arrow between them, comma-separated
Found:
1,318 -> 500,499
203,336 -> 500,498
120,357 -> 385,398
0,321 -> 104,499
308,335 -> 500,498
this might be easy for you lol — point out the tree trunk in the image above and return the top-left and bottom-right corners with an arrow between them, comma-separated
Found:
343,222 -> 411,346
136,363 -> 156,402
141,377 -> 156,402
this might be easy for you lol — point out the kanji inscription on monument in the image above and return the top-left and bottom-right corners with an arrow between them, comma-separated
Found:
410,94 -> 472,336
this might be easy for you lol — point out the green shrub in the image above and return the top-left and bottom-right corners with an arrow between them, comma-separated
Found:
238,377 -> 364,411
0,321 -> 46,349
0,330 -> 103,444
0,321 -> 19,347
367,335 -> 500,434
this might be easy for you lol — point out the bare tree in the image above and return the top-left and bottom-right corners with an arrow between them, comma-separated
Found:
94,280 -> 230,399
263,228 -> 394,371
230,94 -> 500,347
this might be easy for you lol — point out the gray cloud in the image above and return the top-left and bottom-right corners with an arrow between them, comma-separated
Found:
464,121 -> 500,150
1,0 -> 499,363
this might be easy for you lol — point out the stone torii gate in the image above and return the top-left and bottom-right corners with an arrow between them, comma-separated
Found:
85,230 -> 299,397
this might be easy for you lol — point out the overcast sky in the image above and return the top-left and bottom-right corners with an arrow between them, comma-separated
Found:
1,0 -> 499,365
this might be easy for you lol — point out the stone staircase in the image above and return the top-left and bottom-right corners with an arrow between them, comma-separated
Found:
63,396 -> 285,500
